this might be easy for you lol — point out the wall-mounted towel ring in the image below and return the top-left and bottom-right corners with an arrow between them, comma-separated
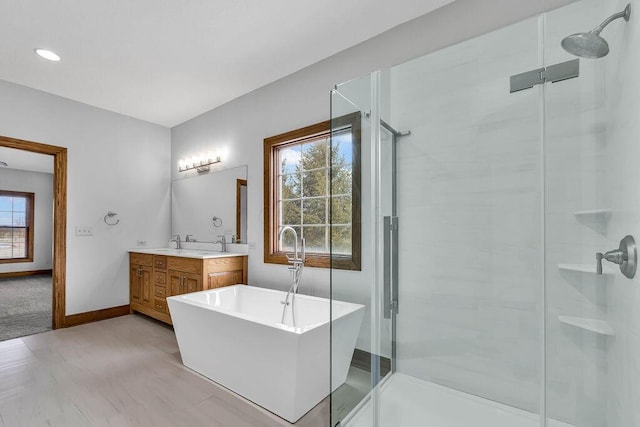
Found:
212,216 -> 222,227
104,211 -> 120,226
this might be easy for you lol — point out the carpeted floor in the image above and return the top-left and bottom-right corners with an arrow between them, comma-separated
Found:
0,274 -> 52,341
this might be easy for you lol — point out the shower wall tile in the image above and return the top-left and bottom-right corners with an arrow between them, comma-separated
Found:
604,0 -> 640,426
389,15 -> 544,414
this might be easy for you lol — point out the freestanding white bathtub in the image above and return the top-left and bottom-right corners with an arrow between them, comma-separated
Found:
167,285 -> 364,423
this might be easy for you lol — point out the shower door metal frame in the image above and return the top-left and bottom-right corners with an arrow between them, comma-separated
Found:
381,118 -> 409,376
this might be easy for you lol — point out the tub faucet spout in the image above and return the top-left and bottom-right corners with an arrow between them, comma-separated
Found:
278,226 -> 305,267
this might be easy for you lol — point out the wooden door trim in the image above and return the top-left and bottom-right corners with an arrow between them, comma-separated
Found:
0,135 -> 67,329
236,178 -> 247,241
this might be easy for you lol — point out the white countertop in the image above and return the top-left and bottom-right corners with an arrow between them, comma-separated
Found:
129,248 -> 247,259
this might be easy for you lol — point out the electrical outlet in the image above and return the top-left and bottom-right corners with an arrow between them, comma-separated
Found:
75,226 -> 93,236
136,240 -> 147,247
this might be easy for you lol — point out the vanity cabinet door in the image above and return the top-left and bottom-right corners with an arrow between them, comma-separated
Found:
130,264 -> 142,304
207,270 -> 244,289
131,264 -> 152,307
169,270 -> 202,296
183,272 -> 201,293
169,270 -> 182,296
140,266 -> 152,307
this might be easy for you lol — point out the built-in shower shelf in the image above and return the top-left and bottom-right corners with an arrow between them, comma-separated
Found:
573,209 -> 612,218
558,263 -> 615,275
558,316 -> 615,336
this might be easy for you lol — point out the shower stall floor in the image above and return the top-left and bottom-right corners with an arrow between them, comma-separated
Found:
344,373 -> 574,427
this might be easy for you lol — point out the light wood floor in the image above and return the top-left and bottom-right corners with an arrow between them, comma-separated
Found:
0,314 -> 329,427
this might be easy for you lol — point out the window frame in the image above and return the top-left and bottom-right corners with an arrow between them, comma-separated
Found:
0,190 -> 35,264
263,112 -> 361,271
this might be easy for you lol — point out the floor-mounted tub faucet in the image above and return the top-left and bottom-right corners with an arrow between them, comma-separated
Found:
279,226 -> 305,277
278,226 -> 305,326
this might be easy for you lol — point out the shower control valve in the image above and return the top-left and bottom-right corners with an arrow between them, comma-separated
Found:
596,235 -> 637,279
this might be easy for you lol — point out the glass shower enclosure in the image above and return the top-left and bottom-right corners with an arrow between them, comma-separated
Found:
330,0 -> 639,426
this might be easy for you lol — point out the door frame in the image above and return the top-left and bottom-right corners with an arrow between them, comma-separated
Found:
0,135 -> 67,329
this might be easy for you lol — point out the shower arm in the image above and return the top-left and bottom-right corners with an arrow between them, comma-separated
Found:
592,5 -> 631,35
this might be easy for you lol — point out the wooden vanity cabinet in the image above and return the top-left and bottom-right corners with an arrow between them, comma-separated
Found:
130,252 -> 248,324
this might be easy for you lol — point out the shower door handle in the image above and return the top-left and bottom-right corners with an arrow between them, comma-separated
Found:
383,216 -> 399,319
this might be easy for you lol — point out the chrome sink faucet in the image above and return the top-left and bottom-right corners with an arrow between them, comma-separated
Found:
169,234 -> 181,249
216,235 -> 227,252
185,234 -> 196,242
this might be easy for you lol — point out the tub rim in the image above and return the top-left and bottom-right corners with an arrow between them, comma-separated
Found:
167,284 -> 364,335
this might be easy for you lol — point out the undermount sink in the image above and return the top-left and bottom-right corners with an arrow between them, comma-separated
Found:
179,249 -> 220,255
158,248 -> 219,255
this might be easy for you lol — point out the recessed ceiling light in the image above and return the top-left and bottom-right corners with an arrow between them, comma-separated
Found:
34,48 -> 61,62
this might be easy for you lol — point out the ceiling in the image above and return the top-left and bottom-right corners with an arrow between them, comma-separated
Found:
0,147 -> 53,174
0,0 -> 454,128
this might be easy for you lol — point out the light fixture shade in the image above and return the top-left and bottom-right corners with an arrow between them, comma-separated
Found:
34,48 -> 61,61
177,155 -> 221,172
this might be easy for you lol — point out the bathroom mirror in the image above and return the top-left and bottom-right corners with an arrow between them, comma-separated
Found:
171,165 -> 248,243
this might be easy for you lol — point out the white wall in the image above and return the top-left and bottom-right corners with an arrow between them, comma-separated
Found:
0,80 -> 171,315
171,0 -> 576,350
0,168 -> 53,273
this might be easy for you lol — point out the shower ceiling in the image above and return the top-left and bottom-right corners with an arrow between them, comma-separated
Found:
0,0 -> 454,127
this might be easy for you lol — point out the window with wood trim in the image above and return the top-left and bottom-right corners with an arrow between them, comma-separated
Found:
0,190 -> 34,263
264,112 -> 361,270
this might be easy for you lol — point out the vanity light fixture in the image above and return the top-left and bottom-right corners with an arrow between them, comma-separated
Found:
34,48 -> 61,62
178,154 -> 221,173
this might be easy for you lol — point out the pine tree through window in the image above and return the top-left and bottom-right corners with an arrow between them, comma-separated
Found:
264,113 -> 361,270
0,190 -> 34,263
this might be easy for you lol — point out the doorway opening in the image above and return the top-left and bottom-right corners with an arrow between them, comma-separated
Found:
0,135 -> 67,332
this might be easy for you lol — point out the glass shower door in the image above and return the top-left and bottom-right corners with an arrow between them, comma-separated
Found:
332,11 -> 546,427
330,73 -> 396,426
375,16 -> 546,426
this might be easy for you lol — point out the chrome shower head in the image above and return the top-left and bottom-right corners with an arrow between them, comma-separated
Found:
562,32 -> 610,58
562,3 -> 630,58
